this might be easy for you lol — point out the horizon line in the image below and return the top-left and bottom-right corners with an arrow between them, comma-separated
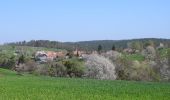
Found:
1,37 -> 170,45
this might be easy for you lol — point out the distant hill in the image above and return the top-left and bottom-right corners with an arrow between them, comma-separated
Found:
6,38 -> 170,51
73,38 -> 170,51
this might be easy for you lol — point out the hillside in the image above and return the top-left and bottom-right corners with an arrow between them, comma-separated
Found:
0,68 -> 170,100
7,38 -> 170,51
69,38 -> 170,51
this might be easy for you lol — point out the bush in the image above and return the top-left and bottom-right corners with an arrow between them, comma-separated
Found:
115,56 -> 160,81
102,50 -> 121,62
142,46 -> 156,61
0,53 -> 17,69
54,62 -> 67,77
63,59 -> 85,77
18,55 -> 25,65
129,61 -> 159,81
84,54 -> 116,80
15,64 -> 25,75
114,57 -> 131,80
168,49 -> 170,65
34,64 -> 49,76
159,59 -> 170,81
15,60 -> 37,74
24,60 -> 37,73
33,58 -> 85,78
47,62 -> 67,77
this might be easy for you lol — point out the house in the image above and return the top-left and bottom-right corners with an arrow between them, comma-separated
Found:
46,51 -> 57,61
56,51 -> 66,58
157,43 -> 164,50
73,49 -> 86,57
35,51 -> 48,63
35,51 -> 66,62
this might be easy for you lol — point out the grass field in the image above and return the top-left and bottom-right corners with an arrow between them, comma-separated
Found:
123,54 -> 145,62
0,68 -> 170,100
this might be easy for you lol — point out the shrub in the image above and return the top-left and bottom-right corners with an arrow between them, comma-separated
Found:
33,59 -> 85,78
142,46 -> 156,61
168,49 -> 170,65
5,56 -> 16,69
114,57 -> 131,80
0,53 -> 17,69
128,61 -> 158,81
54,62 -> 67,77
34,64 -> 49,76
63,59 -> 85,77
160,59 -> 170,81
47,61 -> 67,77
24,60 -> 37,73
102,50 -> 121,62
84,54 -> 116,80
115,56 -> 160,81
15,64 -> 25,75
18,55 -> 25,65
14,60 -> 37,74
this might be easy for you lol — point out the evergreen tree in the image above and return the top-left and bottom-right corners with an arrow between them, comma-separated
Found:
98,44 -> 102,54
112,44 -> 116,51
18,55 -> 25,65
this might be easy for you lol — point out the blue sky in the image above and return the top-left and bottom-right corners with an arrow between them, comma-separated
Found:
0,0 -> 170,43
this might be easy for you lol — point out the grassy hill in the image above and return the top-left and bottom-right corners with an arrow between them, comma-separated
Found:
0,68 -> 170,100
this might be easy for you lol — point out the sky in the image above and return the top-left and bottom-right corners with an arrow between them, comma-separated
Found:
0,0 -> 170,44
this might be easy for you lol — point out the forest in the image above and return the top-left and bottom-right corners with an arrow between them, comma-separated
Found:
7,38 -> 170,51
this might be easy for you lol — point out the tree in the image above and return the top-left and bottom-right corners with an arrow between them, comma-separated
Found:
112,44 -> 116,51
128,41 -> 142,51
54,62 -> 67,77
84,54 -> 116,80
168,49 -> 170,65
97,44 -> 102,54
144,40 -> 155,48
142,46 -> 156,61
63,59 -> 85,77
18,55 -> 25,65
7,56 -> 16,69
160,50 -> 170,81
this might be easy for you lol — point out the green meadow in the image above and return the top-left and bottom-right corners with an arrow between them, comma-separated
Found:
0,68 -> 170,100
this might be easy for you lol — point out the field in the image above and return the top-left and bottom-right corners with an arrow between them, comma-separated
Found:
123,53 -> 145,61
0,68 -> 170,100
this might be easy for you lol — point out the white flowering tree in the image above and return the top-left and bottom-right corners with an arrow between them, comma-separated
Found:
84,54 -> 116,80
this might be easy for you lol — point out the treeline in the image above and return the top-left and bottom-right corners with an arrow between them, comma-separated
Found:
75,38 -> 170,51
6,38 -> 170,51
7,40 -> 75,51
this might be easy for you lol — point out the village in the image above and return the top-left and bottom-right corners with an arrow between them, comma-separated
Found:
1,0 -> 170,99
0,40 -> 169,81
34,42 -> 165,63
